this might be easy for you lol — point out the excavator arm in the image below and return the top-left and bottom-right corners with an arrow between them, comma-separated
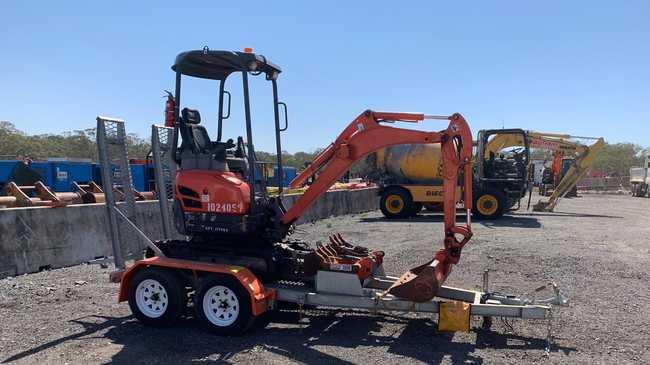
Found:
282,110 -> 474,302
485,131 -> 589,156
533,137 -> 605,211
484,130 -> 604,212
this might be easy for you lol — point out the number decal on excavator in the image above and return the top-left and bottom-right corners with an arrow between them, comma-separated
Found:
207,202 -> 240,213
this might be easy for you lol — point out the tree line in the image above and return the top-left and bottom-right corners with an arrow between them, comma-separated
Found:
529,142 -> 648,177
0,120 -> 646,176
0,121 -> 319,168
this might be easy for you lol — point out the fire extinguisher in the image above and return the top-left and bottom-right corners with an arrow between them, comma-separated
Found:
164,90 -> 175,128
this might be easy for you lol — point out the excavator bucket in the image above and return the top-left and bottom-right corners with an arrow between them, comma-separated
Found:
532,200 -> 550,211
386,251 -> 451,302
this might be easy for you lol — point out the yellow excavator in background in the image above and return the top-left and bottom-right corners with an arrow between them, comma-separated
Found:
484,131 -> 605,211
364,129 -> 604,219
532,135 -> 604,211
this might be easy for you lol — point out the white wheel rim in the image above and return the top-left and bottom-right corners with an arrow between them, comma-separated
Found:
135,279 -> 169,318
203,285 -> 240,327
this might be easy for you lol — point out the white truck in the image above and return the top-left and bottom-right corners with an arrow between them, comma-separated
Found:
630,156 -> 650,197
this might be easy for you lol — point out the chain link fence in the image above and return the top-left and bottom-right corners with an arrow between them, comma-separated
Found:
577,176 -> 630,192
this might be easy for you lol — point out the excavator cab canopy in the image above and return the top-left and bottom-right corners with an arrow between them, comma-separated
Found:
170,48 -> 290,207
172,49 -> 282,81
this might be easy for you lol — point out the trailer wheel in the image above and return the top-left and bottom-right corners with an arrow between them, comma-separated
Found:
128,268 -> 186,327
194,274 -> 255,336
473,189 -> 506,220
380,188 -> 413,219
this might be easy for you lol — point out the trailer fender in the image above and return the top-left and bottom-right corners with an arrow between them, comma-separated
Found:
118,256 -> 275,316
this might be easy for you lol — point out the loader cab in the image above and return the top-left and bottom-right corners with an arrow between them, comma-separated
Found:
170,48 -> 290,238
477,129 -> 530,181
473,129 -> 530,218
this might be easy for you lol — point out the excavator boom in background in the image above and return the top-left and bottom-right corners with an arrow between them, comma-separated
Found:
366,128 -> 604,220
531,136 -> 605,211
485,131 -> 605,211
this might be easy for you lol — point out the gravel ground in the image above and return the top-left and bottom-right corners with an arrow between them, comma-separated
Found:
1,194 -> 649,364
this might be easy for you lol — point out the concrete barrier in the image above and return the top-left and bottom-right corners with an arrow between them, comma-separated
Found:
0,187 -> 378,278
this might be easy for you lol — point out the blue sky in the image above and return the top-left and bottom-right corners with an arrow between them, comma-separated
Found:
1,1 -> 648,153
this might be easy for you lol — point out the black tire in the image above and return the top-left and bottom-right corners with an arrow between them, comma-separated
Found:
194,274 -> 255,336
410,202 -> 423,216
379,187 -> 414,219
423,202 -> 444,212
128,268 -> 187,327
472,189 -> 506,220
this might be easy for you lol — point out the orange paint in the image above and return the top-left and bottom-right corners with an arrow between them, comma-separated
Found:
118,256 -> 274,316
176,170 -> 250,214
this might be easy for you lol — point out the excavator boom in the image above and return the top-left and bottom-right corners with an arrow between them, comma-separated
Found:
283,110 -> 474,301
484,130 -> 604,212
533,137 -> 605,211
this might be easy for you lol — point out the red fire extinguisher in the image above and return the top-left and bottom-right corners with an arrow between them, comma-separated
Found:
164,90 -> 175,128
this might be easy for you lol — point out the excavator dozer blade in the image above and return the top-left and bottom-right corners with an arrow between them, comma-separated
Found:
387,255 -> 451,302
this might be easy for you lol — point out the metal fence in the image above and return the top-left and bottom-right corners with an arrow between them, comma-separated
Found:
577,176 -> 630,191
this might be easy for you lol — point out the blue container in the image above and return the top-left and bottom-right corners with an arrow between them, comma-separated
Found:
29,162 -> 54,187
130,164 -> 146,192
92,163 -> 102,184
267,166 -> 298,187
281,166 -> 297,187
92,163 -> 142,190
50,161 -> 93,192
27,161 -> 93,192
0,160 -> 20,183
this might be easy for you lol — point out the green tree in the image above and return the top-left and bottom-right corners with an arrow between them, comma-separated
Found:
0,122 -> 151,160
593,143 -> 644,176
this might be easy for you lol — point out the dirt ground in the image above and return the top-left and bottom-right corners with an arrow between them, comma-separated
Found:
1,194 -> 649,364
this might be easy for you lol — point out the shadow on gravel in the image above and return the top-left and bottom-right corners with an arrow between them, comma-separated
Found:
358,214 -> 543,229
479,216 -> 541,229
358,211 -> 622,227
3,310 -> 576,364
358,213 -> 458,224
522,211 -> 623,219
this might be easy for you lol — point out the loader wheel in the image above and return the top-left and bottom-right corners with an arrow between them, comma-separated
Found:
410,202 -> 423,216
380,188 -> 413,219
128,268 -> 186,327
473,189 -> 506,220
194,274 -> 255,336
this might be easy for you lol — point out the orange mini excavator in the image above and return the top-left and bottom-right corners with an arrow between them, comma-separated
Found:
119,49 -> 474,332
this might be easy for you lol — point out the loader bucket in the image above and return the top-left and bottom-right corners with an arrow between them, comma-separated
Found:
387,255 -> 451,302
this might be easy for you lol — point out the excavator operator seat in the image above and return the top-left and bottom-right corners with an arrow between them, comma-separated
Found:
178,108 -> 229,171
182,108 -> 210,153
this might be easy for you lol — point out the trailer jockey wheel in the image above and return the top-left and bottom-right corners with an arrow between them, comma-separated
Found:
194,274 -> 255,336
473,189 -> 506,220
128,268 -> 187,327
380,187 -> 413,219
